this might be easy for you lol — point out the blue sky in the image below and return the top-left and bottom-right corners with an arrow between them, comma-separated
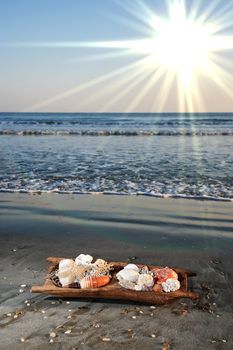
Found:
1,0 -> 233,112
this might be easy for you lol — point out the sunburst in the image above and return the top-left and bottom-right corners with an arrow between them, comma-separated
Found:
10,0 -> 233,112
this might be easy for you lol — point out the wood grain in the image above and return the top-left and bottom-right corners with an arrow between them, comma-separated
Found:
31,257 -> 199,305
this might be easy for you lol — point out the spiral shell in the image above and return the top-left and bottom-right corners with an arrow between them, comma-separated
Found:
80,276 -> 110,289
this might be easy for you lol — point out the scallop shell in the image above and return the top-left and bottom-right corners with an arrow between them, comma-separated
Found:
80,276 -> 110,289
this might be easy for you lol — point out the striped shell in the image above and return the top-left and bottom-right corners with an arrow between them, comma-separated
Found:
80,276 -> 110,289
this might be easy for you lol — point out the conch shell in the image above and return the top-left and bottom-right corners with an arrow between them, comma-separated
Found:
80,276 -> 110,289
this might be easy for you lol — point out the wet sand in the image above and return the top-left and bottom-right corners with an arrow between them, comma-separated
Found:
0,193 -> 233,349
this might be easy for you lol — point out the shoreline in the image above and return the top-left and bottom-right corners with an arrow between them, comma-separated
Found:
0,190 -> 232,202
0,193 -> 233,349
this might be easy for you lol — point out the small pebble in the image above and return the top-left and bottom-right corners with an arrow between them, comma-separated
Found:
222,339 -> 227,343
7,313 -> 12,317
64,330 -> 71,334
12,249 -> 17,252
216,315 -> 220,318
19,289 -> 24,293
24,300 -> 28,304
132,316 -> 137,319
49,339 -> 54,344
67,315 -> 72,319
66,301 -> 70,305
26,303 -> 30,307
151,334 -> 156,338
68,309 -> 72,312
139,310 -> 143,314
20,337 -> 25,343
150,306 -> 156,309
150,313 -> 154,316
102,337 -> 111,342
14,315 -> 18,319
51,301 -> 56,305
20,284 -> 26,288
41,310 -> 46,314
49,332 -> 56,338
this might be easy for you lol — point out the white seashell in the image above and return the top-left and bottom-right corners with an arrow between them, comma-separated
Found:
124,264 -> 139,272
162,278 -> 180,292
75,254 -> 93,266
118,277 -> 136,290
59,259 -> 75,271
116,268 -> 139,282
94,259 -> 106,266
136,274 -> 154,291
59,276 -> 71,287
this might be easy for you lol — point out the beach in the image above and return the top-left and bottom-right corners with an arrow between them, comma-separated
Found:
0,193 -> 233,349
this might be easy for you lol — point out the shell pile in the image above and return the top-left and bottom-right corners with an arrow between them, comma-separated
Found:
55,254 -> 113,289
116,264 -> 180,293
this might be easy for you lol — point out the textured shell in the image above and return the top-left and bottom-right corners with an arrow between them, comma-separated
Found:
152,267 -> 178,284
124,264 -> 139,272
75,254 -> 93,266
162,278 -> 180,292
136,273 -> 154,291
59,259 -> 75,272
116,269 -> 139,282
57,270 -> 76,287
80,276 -> 110,289
118,278 -> 136,290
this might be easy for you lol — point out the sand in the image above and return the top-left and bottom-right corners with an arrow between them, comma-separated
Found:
0,193 -> 233,349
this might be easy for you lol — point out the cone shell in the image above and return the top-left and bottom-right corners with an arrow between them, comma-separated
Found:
152,267 -> 178,284
80,276 -> 110,289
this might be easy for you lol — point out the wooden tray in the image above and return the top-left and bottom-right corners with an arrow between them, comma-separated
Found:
31,257 -> 199,305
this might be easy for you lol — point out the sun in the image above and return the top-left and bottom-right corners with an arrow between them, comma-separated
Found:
150,8 -> 211,88
18,0 -> 233,113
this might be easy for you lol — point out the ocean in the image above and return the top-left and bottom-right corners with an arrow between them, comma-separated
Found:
0,112 -> 233,200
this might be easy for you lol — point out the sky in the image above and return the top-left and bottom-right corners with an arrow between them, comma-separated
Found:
0,0 -> 233,113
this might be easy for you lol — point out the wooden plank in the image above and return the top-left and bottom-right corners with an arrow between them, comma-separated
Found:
31,257 -> 199,304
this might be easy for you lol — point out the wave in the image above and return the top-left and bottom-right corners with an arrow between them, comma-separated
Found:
0,130 -> 233,136
0,188 -> 232,202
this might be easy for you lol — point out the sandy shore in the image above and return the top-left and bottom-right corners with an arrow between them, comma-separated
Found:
0,193 -> 233,349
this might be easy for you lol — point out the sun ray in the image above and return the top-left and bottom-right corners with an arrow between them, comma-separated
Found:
126,66 -> 167,113
8,0 -> 231,113
24,56 -> 149,112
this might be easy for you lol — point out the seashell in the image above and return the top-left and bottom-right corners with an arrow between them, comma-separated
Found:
118,278 -> 136,290
153,284 -> 163,293
116,269 -> 139,282
161,278 -> 180,292
75,254 -> 93,266
94,259 -> 106,266
139,266 -> 149,274
57,270 -> 76,287
135,274 -> 154,291
59,259 -> 75,271
152,267 -> 178,284
124,264 -> 139,272
80,276 -> 110,289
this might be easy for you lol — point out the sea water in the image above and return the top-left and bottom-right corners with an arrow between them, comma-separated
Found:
0,113 -> 233,200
